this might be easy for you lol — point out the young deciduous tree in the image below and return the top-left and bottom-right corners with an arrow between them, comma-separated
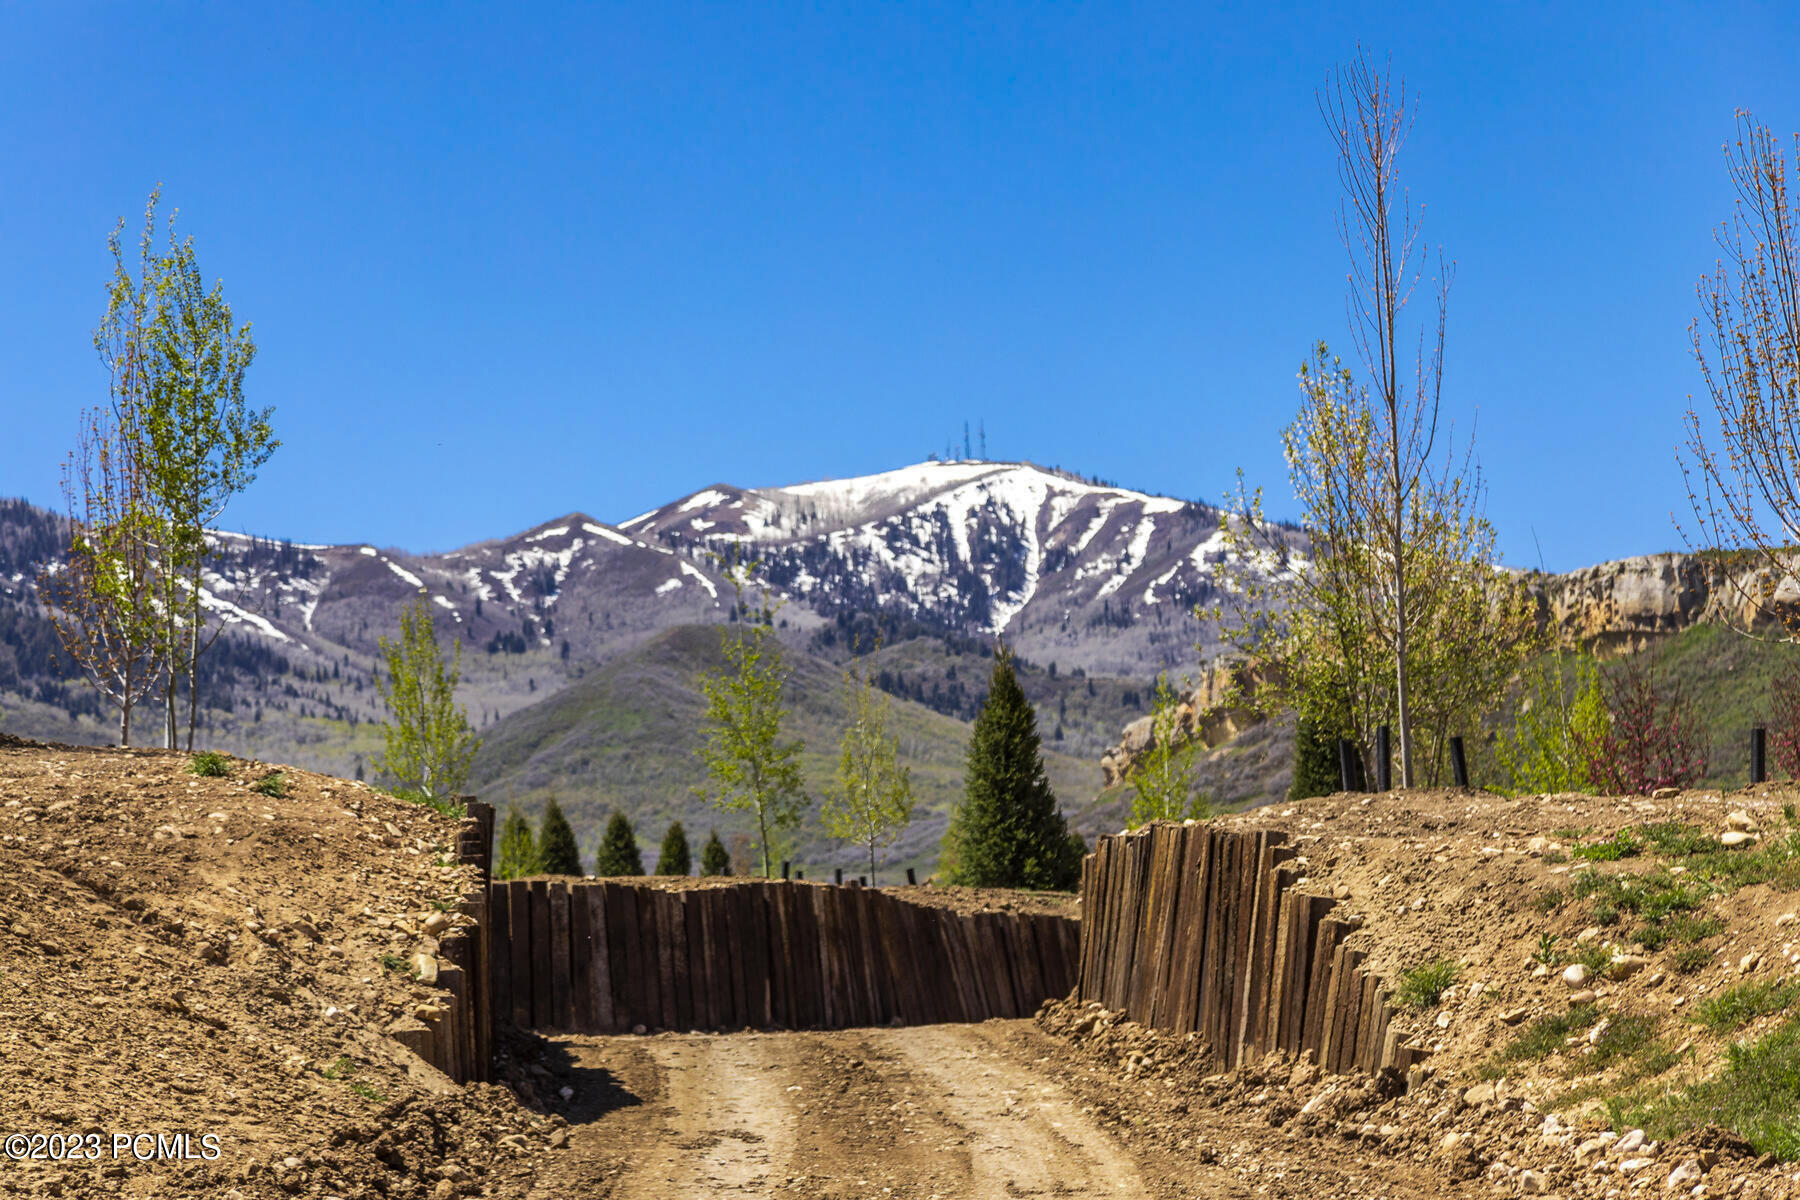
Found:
694,555 -> 807,877
1494,653 -> 1611,795
1212,349 -> 1536,789
1208,60 -> 1542,787
495,804 -> 540,880
1680,113 -> 1800,632
656,821 -> 693,876
1127,673 -> 1207,826
1315,52 -> 1452,787
536,796 -> 585,876
699,829 -> 732,877
594,811 -> 643,877
941,645 -> 1081,890
821,652 -> 916,883
374,590 -> 480,806
40,404 -> 166,746
99,190 -> 275,750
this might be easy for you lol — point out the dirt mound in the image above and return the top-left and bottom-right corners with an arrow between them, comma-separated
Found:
0,740 -> 561,1199
1036,994 -> 1793,1198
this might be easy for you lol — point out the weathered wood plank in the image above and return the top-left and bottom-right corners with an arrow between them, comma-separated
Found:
1301,917 -> 1343,1059
615,883 -> 646,1031
489,883 -> 513,1032
568,884 -> 593,1032
549,882 -> 573,1031
588,885 -> 615,1033
528,880 -> 552,1030
1172,827 -> 1211,1037
693,888 -> 719,1030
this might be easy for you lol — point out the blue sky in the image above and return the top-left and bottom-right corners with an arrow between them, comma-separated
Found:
2,2 -> 1796,571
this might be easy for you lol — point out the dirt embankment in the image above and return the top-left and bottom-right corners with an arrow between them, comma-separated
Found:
1038,783 -> 1800,1198
0,738 -> 564,1199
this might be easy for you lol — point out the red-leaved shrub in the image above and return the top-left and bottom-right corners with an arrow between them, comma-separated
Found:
1580,657 -> 1709,795
1769,657 -> 1800,779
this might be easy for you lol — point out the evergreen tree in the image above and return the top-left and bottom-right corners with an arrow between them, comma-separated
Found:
594,810 -> 643,876
656,821 -> 693,876
941,645 -> 1080,890
495,803 -> 540,879
699,829 -> 731,877
536,796 -> 584,876
1289,716 -> 1341,800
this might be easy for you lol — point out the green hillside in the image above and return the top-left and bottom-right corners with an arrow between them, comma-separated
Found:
468,624 -> 1101,880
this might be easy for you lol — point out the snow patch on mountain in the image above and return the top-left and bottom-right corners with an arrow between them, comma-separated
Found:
1095,518 -> 1158,600
197,590 -> 289,642
679,489 -> 731,513
583,522 -> 635,547
678,560 -> 718,598
1073,500 -> 1121,555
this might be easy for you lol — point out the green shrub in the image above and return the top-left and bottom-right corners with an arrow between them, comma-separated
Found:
1395,958 -> 1461,1010
699,829 -> 731,877
538,796 -> 586,876
1573,830 -> 1641,862
384,786 -> 465,818
1613,1016 -> 1800,1160
656,821 -> 693,876
1633,913 -> 1724,951
592,810 -> 643,877
1495,652 -> 1609,795
1574,944 -> 1614,975
1590,1013 -> 1661,1070
1489,1004 -> 1602,1068
1674,945 -> 1713,974
1640,821 -> 1717,858
1694,980 -> 1800,1033
250,771 -> 286,798
188,751 -> 230,778
495,805 -> 540,880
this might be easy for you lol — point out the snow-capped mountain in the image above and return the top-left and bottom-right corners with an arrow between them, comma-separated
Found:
3,462 -> 1304,690
620,460 -> 1305,673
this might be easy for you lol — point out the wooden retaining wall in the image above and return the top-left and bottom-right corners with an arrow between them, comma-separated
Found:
489,879 -> 1081,1034
1078,823 -> 1427,1077
396,800 -> 495,1084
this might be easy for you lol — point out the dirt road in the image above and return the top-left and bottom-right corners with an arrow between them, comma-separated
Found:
522,1020 -> 1458,1200
525,1021 -> 1150,1198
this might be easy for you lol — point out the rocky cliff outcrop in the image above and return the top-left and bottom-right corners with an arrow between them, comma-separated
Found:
1099,659 -> 1272,788
1100,550 -> 1799,786
1533,550 -> 1800,651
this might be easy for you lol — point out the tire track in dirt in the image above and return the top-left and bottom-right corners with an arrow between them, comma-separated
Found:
543,1025 -> 1164,1198
875,1023 -> 1150,1198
